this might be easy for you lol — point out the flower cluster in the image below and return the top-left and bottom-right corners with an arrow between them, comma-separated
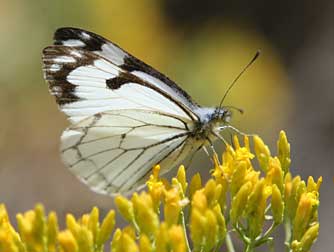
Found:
0,204 -> 115,252
0,131 -> 321,252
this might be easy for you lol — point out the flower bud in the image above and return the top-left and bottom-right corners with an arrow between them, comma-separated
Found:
271,184 -> 284,224
230,161 -> 247,197
176,165 -> 188,194
139,234 -> 152,252
189,173 -> 202,200
115,195 -> 134,223
293,193 -> 318,241
277,130 -> 291,174
88,207 -> 99,243
58,230 -> 78,252
132,192 -> 159,236
47,212 -> 58,251
230,181 -> 252,224
164,187 -> 181,226
254,135 -> 271,172
299,223 -> 319,252
97,210 -> 115,246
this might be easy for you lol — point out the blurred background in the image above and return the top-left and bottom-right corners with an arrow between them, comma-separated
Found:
0,0 -> 332,251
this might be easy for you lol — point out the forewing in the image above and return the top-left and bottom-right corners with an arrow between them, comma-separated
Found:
61,110 -> 194,195
43,45 -> 195,123
53,27 -> 198,110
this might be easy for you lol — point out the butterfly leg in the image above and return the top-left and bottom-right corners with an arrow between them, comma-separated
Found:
213,131 -> 229,146
202,145 -> 211,158
210,144 -> 221,166
202,145 -> 217,166
224,125 -> 255,137
205,137 -> 221,166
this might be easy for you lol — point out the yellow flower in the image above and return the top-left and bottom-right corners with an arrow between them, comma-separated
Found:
139,234 -> 152,252
114,195 -> 135,223
190,208 -> 206,250
97,210 -> 115,247
254,135 -> 271,172
188,173 -> 202,200
191,190 -> 208,212
203,179 -> 222,207
47,212 -> 58,252
271,184 -> 284,225
16,204 -> 46,252
168,225 -> 187,252
211,160 -> 228,210
164,187 -> 182,226
87,207 -> 99,243
298,223 -> 319,252
230,160 -> 247,197
132,192 -> 159,237
265,157 -> 284,192
111,229 -> 138,252
245,179 -> 271,238
176,165 -> 188,194
230,181 -> 252,224
190,186 -> 226,252
293,192 -> 319,241
306,176 -> 322,193
277,130 -> 291,174
0,131 -> 321,252
58,230 -> 78,252
0,204 -> 25,252
146,165 -> 164,211
156,223 -> 186,252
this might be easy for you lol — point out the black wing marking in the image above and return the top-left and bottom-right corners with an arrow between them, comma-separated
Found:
53,27 -> 199,108
42,45 -> 198,123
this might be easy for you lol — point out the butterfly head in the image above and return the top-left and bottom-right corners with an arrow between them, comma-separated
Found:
196,105 -> 244,137
213,107 -> 232,124
195,107 -> 233,133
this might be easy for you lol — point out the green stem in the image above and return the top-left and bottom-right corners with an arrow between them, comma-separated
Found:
284,219 -> 292,252
254,222 -> 277,247
213,240 -> 223,252
244,243 -> 254,252
180,210 -> 191,252
235,225 -> 250,244
225,232 -> 235,252
265,203 -> 272,214
267,237 -> 274,252
131,218 -> 141,238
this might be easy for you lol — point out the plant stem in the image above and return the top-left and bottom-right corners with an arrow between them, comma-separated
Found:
180,210 -> 191,252
244,243 -> 254,252
284,219 -> 292,252
254,222 -> 277,247
131,218 -> 141,238
225,232 -> 235,252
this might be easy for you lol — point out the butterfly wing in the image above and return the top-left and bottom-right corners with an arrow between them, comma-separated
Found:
42,28 -> 202,194
43,27 -> 199,123
61,109 -> 200,195
53,28 -> 198,107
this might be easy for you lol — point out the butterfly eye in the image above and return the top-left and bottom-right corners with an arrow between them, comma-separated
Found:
223,110 -> 232,122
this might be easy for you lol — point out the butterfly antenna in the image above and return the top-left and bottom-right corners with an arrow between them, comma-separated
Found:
224,105 -> 244,115
218,50 -> 261,110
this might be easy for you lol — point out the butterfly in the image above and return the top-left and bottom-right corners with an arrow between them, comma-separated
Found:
42,27 -> 258,195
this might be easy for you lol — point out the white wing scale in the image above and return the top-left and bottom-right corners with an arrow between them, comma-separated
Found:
61,110 -> 196,194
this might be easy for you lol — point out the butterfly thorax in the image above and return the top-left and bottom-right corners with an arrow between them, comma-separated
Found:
192,107 -> 232,141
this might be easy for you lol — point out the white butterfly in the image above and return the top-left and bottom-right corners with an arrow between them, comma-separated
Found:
42,27 -> 257,195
